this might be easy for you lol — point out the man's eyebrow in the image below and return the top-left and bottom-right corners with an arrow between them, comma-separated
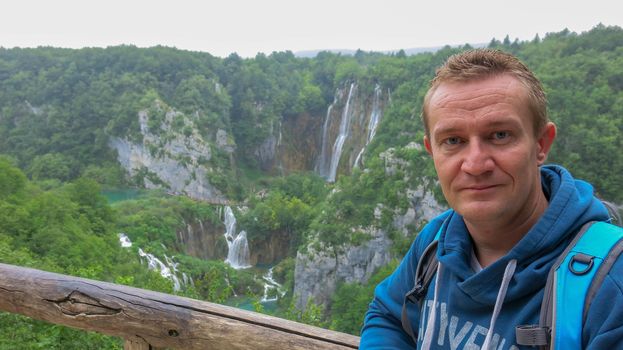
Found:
432,117 -> 523,137
482,118 -> 523,129
432,124 -> 462,137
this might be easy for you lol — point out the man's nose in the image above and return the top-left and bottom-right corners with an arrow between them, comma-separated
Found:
460,140 -> 495,175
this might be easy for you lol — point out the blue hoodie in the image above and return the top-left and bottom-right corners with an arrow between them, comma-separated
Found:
360,165 -> 623,349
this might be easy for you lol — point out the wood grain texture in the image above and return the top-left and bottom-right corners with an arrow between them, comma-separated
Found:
0,263 -> 359,349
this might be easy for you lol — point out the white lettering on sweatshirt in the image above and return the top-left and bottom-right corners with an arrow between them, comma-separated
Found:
417,300 -> 520,350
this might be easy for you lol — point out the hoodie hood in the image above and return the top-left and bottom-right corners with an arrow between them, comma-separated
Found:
437,164 -> 609,306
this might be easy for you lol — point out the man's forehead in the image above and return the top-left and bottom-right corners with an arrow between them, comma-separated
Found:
429,75 -> 527,109
427,75 -> 533,137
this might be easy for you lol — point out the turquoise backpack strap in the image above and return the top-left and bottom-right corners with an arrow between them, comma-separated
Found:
516,221 -> 623,349
553,221 -> 623,349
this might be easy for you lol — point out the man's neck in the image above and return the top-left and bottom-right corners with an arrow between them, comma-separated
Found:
465,190 -> 549,268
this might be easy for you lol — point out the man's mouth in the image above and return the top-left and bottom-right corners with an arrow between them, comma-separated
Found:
462,184 -> 499,191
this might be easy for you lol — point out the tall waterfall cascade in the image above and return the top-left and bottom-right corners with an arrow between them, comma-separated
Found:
327,83 -> 356,182
316,99 -> 336,178
316,82 -> 387,182
354,84 -> 384,168
223,206 -> 252,269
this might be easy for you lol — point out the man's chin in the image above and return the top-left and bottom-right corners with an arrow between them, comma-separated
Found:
455,202 -> 505,223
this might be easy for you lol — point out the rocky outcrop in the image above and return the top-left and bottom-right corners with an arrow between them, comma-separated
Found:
249,230 -> 290,266
293,227 -> 392,310
109,100 -> 231,203
176,218 -> 228,260
255,112 -> 326,175
275,113 -> 326,174
255,134 -> 278,171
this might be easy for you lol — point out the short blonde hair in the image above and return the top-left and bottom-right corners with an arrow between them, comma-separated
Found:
422,49 -> 547,137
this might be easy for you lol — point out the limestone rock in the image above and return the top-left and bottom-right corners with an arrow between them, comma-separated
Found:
293,186 -> 445,310
109,101 -> 227,203
293,230 -> 391,310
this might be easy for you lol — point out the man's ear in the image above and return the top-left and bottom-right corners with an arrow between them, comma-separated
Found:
536,122 -> 557,165
424,135 -> 433,155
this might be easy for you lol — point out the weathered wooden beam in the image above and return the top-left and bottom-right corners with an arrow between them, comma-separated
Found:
0,263 -> 359,349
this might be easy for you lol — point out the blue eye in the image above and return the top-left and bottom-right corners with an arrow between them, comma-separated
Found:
493,131 -> 509,140
445,137 -> 461,145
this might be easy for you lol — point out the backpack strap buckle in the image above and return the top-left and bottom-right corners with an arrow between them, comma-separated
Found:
516,324 -> 551,347
568,253 -> 594,275
405,279 -> 428,304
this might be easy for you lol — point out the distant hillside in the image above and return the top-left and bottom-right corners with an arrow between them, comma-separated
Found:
294,42 -> 487,58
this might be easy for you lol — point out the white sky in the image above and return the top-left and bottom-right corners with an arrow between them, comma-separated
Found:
1,0 -> 621,57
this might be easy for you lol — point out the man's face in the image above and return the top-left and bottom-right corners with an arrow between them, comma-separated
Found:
423,74 -> 555,226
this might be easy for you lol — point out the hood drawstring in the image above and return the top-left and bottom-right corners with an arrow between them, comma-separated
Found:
420,259 -> 517,350
421,263 -> 443,350
482,259 -> 517,349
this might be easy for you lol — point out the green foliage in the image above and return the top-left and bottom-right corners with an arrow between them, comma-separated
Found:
0,313 -> 123,350
329,259 -> 400,335
238,173 -> 327,253
113,194 -> 220,252
27,153 -> 77,182
283,297 -> 329,328
0,156 -> 26,200
80,163 -> 125,188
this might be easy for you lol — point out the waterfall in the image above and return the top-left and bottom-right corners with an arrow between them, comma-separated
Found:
119,232 -> 185,292
277,120 -> 282,147
223,206 -> 251,269
182,272 -> 194,287
118,233 -> 133,248
186,223 -> 193,240
198,219 -> 205,235
261,267 -> 286,302
327,83 -> 356,182
367,84 -> 383,143
226,230 -> 251,269
353,148 -> 365,169
316,102 -> 334,178
354,84 -> 384,169
138,248 -> 182,292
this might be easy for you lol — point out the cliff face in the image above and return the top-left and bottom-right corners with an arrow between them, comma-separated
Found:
315,83 -> 387,182
109,81 -> 388,198
109,100 -> 232,203
293,227 -> 392,310
276,113 -> 325,174
254,82 -> 389,180
176,218 -> 228,260
292,187 -> 444,310
249,230 -> 291,266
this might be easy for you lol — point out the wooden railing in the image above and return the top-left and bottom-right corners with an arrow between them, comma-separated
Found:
0,263 -> 360,349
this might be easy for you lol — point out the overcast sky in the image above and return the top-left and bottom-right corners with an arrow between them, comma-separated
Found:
1,0 -> 621,57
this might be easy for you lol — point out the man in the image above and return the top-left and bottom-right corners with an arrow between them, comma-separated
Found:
360,49 -> 623,349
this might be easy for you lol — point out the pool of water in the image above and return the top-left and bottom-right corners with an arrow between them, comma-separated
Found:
102,189 -> 144,204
